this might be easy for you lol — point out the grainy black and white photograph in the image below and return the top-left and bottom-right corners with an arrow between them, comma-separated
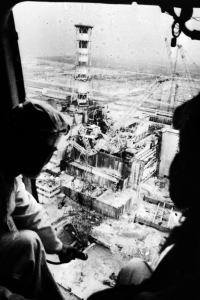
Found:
0,1 -> 200,300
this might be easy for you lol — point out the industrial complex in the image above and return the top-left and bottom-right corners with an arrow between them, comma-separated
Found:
22,23 -> 199,299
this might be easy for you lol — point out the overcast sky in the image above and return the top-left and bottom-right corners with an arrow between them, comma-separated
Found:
13,2 -> 200,66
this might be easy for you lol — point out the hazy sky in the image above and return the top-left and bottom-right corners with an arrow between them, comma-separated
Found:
13,2 -> 200,66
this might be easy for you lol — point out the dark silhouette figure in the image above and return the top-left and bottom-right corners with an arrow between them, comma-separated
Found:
0,100 -> 87,300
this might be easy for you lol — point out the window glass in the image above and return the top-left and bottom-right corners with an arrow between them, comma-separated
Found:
13,2 -> 200,295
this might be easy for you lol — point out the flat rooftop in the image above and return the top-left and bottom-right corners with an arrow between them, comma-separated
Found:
60,173 -> 74,183
96,189 -> 133,208
36,179 -> 59,189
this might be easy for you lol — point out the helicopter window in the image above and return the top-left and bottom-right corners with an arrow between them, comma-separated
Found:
13,0 -> 200,215
12,1 -> 200,296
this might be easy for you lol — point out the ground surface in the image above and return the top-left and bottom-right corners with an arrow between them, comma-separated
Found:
48,244 -> 126,299
45,195 -> 169,300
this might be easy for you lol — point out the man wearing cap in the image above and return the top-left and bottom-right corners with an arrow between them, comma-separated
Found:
0,100 -> 87,300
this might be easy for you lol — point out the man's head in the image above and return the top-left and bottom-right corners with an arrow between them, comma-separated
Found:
2,100 -> 70,178
169,92 -> 200,211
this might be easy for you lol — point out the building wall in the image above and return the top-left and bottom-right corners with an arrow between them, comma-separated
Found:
61,184 -> 132,220
37,189 -> 60,204
92,199 -> 118,219
142,161 -> 157,182
128,159 -> 145,191
61,161 -> 125,190
64,148 -> 131,179
61,186 -> 93,209
93,195 -> 132,219
159,128 -> 179,177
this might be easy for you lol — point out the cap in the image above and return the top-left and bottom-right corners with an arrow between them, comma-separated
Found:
2,99 -> 71,153
19,99 -> 70,134
3,99 -> 70,143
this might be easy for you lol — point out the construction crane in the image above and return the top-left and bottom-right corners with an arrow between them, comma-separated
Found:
177,44 -> 195,98
172,83 -> 179,112
165,38 -> 174,75
165,38 -> 179,111
113,76 -> 170,131
164,39 -> 195,111
184,48 -> 200,74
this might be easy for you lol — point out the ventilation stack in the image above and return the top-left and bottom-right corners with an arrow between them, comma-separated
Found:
71,24 -> 93,107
